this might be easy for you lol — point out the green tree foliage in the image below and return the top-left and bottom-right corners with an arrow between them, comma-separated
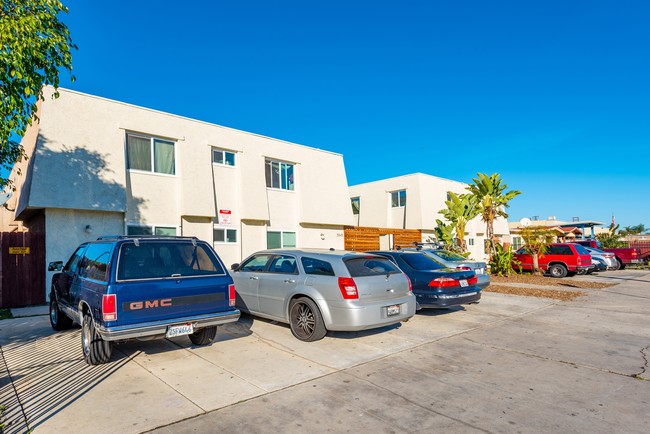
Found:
439,192 -> 479,253
597,224 -> 625,248
619,224 -> 648,236
0,0 -> 76,188
434,219 -> 457,251
520,225 -> 556,275
489,243 -> 520,276
465,173 -> 521,256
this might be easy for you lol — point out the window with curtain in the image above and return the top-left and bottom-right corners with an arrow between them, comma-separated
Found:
127,133 -> 175,175
265,159 -> 294,190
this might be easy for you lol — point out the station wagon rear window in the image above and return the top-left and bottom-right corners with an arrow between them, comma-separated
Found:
344,257 -> 401,277
117,241 -> 225,280
302,257 -> 335,276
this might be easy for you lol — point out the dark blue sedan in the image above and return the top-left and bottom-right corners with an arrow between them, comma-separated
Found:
367,251 -> 481,309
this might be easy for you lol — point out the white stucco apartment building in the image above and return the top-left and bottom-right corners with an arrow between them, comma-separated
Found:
2,87 -> 354,297
349,173 -> 511,261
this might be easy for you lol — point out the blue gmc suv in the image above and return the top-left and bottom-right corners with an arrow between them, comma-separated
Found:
49,236 -> 240,365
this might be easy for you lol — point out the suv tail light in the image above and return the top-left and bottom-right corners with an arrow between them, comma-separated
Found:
229,284 -> 236,307
102,294 -> 117,321
429,277 -> 459,288
338,277 -> 359,299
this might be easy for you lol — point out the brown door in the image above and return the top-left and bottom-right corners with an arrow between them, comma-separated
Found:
0,232 -> 46,307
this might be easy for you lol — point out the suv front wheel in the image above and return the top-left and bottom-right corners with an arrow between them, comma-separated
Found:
548,264 -> 568,278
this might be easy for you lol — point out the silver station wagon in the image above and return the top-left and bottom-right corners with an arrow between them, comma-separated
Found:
230,249 -> 416,341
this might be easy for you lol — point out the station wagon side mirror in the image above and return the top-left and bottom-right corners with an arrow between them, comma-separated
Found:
231,263 -> 240,271
48,261 -> 63,271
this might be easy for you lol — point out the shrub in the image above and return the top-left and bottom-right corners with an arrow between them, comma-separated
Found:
489,243 -> 520,276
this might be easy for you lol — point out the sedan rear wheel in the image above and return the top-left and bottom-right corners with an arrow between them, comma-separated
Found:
289,297 -> 327,342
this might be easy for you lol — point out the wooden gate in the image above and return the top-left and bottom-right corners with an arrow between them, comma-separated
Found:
344,226 -> 422,251
0,232 -> 46,308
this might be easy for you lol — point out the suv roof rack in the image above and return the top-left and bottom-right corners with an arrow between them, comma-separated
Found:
96,235 -> 199,241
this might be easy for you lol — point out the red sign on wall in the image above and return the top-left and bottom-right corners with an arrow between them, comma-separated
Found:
218,209 -> 232,226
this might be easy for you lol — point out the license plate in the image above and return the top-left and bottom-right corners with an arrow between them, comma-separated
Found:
459,279 -> 468,287
166,323 -> 194,338
386,304 -> 400,316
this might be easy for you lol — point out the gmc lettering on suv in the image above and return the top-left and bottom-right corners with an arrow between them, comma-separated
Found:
49,236 -> 240,365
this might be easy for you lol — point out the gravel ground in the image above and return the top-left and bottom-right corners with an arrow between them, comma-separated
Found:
486,272 -> 617,301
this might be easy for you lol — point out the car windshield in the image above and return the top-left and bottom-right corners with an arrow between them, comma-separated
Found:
426,249 -> 466,261
402,253 -> 445,270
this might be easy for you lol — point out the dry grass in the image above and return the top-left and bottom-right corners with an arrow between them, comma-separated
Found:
486,273 -> 617,301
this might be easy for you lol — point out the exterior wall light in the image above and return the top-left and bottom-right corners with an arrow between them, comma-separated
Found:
85,225 -> 93,234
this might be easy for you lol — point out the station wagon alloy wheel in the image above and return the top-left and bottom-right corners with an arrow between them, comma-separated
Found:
289,297 -> 327,342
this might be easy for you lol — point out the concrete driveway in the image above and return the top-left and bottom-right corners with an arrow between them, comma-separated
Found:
1,271 -> 648,433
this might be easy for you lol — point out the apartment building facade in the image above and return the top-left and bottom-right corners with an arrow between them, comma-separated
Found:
349,173 -> 511,261
2,87 -> 354,300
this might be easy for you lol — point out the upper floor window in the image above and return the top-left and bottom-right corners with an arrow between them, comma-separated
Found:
265,159 -> 294,191
351,197 -> 360,215
127,133 -> 175,175
391,190 -> 406,207
212,148 -> 236,166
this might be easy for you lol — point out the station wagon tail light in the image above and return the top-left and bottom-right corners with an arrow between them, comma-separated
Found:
229,284 -> 236,307
338,277 -> 359,299
429,277 -> 458,288
102,294 -> 117,321
404,274 -> 413,294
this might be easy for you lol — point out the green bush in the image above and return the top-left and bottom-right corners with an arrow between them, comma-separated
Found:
489,243 -> 521,276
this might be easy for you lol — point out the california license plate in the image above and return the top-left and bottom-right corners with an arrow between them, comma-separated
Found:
166,323 -> 194,338
460,280 -> 469,287
386,304 -> 400,316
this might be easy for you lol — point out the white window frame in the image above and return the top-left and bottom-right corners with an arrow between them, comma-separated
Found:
267,230 -> 297,249
391,190 -> 406,208
126,133 -> 177,176
265,159 -> 295,191
213,226 -> 238,244
212,148 -> 236,167
126,224 -> 178,236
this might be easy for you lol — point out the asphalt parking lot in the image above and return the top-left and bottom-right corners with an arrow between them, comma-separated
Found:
1,270 -> 648,433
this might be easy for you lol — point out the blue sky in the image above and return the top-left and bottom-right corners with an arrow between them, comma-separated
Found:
15,1 -> 650,228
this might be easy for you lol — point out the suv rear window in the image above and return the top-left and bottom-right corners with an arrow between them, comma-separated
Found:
572,244 -> 590,255
117,241 -> 225,280
344,256 -> 401,277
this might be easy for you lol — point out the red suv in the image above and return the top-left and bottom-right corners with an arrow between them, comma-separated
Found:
513,243 -> 592,278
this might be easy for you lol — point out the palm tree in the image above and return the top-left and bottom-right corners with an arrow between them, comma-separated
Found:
439,192 -> 479,253
465,173 -> 521,256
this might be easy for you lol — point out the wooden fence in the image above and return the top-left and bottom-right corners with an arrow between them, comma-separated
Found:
344,226 -> 422,251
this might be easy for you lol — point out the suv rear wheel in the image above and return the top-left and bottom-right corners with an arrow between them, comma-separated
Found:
548,264 -> 568,278
82,311 -> 112,365
189,326 -> 217,345
289,297 -> 327,342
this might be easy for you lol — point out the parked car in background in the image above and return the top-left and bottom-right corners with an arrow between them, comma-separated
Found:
400,244 -> 490,289
588,256 -> 608,273
49,236 -> 240,365
230,249 -> 416,342
580,246 -> 617,272
513,243 -> 592,278
572,239 -> 642,270
367,250 -> 481,309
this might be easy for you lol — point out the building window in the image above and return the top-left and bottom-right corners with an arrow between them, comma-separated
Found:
126,133 -> 175,175
468,238 -> 475,246
212,148 -> 236,166
351,197 -> 360,215
127,225 -> 177,236
265,159 -> 294,191
214,227 -> 237,243
391,190 -> 406,207
512,237 -> 523,250
267,231 -> 296,249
